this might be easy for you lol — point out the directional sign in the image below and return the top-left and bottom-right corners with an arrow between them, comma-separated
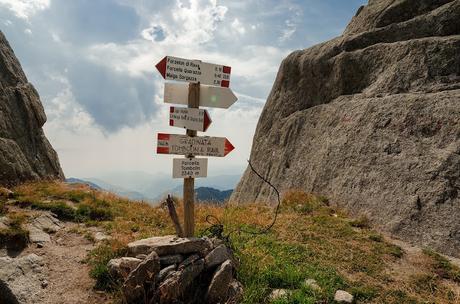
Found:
156,56 -> 231,87
173,158 -> 208,178
157,133 -> 234,157
164,83 -> 238,109
170,107 -> 211,132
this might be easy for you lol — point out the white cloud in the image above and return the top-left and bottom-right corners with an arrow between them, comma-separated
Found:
44,74 -> 96,134
0,0 -> 49,19
279,4 -> 303,42
167,0 -> 228,45
231,18 -> 246,35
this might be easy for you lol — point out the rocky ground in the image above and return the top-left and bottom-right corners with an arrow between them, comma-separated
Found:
1,182 -> 460,303
0,208 -> 111,304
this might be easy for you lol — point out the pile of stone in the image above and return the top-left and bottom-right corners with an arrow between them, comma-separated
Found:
108,235 -> 243,304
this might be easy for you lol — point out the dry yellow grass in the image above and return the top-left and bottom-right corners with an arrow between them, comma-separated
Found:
8,182 -> 460,303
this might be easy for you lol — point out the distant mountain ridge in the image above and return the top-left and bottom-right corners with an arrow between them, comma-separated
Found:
67,173 -> 238,204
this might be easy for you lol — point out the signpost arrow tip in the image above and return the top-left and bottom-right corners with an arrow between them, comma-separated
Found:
203,110 -> 211,132
224,139 -> 235,156
155,56 -> 167,79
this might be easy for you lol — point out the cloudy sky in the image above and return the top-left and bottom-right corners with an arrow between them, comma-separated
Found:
0,0 -> 365,179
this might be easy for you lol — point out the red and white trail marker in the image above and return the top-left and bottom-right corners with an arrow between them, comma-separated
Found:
155,56 -> 231,87
157,133 -> 234,157
164,83 -> 238,109
169,107 -> 211,132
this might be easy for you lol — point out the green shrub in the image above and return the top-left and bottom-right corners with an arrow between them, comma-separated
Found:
15,199 -> 75,220
350,216 -> 371,229
351,285 -> 378,301
424,249 -> 460,282
388,244 -> 404,258
63,191 -> 91,203
369,233 -> 383,242
43,202 -> 76,221
15,199 -> 113,223
87,243 -> 128,291
76,204 -> 113,221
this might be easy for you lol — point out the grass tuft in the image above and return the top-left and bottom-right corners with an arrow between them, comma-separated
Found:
350,216 -> 371,229
423,249 -> 460,283
0,212 -> 29,249
87,241 -> 128,291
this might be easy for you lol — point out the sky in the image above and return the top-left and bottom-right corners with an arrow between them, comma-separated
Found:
0,0 -> 366,179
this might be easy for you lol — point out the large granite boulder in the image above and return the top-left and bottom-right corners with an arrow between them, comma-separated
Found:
0,31 -> 64,186
231,0 -> 460,257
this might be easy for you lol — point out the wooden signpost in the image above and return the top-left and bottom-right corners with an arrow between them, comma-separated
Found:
156,56 -> 237,237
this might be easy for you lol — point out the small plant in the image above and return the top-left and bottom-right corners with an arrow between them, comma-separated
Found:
423,249 -> 460,282
0,212 -> 29,249
87,242 -> 128,291
411,273 -> 439,294
369,233 -> 383,242
350,216 -> 371,229
63,191 -> 91,203
388,244 -> 404,258
351,285 -> 378,301
76,204 -> 113,222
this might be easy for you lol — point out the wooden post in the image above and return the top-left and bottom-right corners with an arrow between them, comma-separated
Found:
166,195 -> 184,237
183,82 -> 200,237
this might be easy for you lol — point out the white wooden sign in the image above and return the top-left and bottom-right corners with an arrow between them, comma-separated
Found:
169,107 -> 211,132
157,133 -> 234,157
156,56 -> 231,87
164,83 -> 238,109
173,158 -> 208,178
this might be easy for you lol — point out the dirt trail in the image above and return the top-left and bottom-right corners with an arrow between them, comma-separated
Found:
21,222 -> 111,304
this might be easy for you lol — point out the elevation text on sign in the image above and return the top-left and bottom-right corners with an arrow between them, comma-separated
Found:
173,158 -> 208,178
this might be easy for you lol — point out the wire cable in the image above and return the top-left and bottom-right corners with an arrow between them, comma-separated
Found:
204,159 -> 282,239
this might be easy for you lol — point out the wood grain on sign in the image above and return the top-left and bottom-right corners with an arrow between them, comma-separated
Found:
164,83 -> 237,109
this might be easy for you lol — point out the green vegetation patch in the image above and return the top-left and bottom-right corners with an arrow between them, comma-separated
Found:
424,249 -> 460,283
87,241 -> 128,291
0,213 -> 29,249
231,233 -> 347,303
14,199 -> 113,223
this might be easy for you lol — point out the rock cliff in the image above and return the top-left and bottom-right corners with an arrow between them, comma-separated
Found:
231,0 -> 460,257
0,31 -> 64,185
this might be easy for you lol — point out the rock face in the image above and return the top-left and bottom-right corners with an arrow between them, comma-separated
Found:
231,0 -> 460,257
0,31 -> 64,186
0,254 -> 47,304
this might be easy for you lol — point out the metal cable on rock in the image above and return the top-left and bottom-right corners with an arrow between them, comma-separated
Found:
204,159 -> 282,239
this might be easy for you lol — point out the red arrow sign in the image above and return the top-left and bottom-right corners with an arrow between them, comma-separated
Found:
157,133 -> 234,157
169,107 -> 212,132
155,56 -> 231,87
